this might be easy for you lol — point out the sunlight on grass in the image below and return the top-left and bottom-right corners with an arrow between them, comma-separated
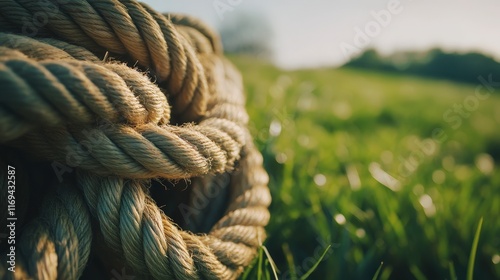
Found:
231,55 -> 500,280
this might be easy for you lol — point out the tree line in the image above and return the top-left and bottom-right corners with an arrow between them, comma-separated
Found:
343,48 -> 500,86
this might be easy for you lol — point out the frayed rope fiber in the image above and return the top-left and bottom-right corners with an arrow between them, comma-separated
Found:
0,1 -> 271,279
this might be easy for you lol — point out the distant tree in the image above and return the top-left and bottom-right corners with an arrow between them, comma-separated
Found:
343,48 -> 500,85
345,49 -> 394,71
218,12 -> 273,59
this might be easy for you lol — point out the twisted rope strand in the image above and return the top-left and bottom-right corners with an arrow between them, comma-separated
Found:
0,186 -> 92,279
0,1 -> 53,37
167,13 -> 223,55
176,25 -> 216,55
14,0 -> 103,51
0,0 -> 210,121
85,0 -> 168,79
0,33 -> 99,62
140,3 -> 209,122
19,120 -> 244,179
0,48 -> 170,142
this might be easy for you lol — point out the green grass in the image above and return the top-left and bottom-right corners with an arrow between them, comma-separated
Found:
372,262 -> 384,280
467,218 -> 483,280
230,55 -> 500,280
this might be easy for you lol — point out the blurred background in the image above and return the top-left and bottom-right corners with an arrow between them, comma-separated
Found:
145,1 -> 500,279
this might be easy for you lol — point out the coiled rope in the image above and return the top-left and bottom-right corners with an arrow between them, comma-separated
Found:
0,1 -> 271,279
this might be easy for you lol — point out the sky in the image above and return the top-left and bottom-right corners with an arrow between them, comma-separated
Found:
142,0 -> 500,69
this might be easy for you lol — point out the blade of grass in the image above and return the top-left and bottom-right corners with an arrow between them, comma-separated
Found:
265,260 -> 272,280
380,265 -> 393,280
372,262 -> 384,280
410,265 -> 426,280
449,261 -> 457,280
282,243 -> 297,280
241,256 -> 259,280
467,217 -> 483,280
262,245 -> 279,280
299,245 -> 331,280
258,246 -> 264,280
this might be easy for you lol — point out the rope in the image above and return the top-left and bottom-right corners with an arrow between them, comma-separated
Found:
0,183 -> 92,280
0,47 -> 170,142
0,0 -> 211,122
78,141 -> 270,279
167,13 -> 224,54
1,43 -> 247,178
0,0 -> 271,279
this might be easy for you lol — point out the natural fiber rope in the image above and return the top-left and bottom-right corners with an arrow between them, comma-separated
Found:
0,0 -> 270,279
1,44 -> 247,178
0,183 -> 92,280
167,13 -> 223,54
78,141 -> 271,279
0,0 -> 212,122
0,33 -> 101,62
0,47 -> 170,142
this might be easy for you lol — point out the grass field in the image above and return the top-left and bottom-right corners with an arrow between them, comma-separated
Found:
229,56 -> 500,280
